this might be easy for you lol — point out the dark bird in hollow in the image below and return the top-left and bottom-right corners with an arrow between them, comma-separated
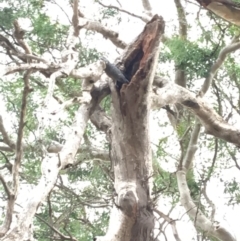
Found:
101,57 -> 129,89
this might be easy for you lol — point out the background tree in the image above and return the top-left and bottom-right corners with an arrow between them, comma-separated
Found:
0,0 -> 240,241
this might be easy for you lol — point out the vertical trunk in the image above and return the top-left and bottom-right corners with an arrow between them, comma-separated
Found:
96,15 -> 164,241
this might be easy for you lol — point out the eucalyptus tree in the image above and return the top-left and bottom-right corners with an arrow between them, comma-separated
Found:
0,0 -> 240,241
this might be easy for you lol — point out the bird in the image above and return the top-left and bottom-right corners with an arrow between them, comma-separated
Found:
101,57 -> 129,89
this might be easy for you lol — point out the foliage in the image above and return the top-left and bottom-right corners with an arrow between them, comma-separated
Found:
161,37 -> 220,79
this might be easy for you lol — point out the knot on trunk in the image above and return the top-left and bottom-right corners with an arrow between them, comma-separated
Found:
119,190 -> 137,217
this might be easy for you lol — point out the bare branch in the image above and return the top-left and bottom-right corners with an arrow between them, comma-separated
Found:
153,77 -> 240,147
176,106 -> 235,241
3,83 -> 94,241
97,1 -> 150,22
182,122 -> 201,170
141,0 -> 153,17
0,151 -> 12,174
1,8 -> 111,236
0,173 -> 14,237
202,182 -> 216,221
177,170 -> 236,241
53,0 -> 72,23
194,0 -> 240,26
72,0 -> 80,36
36,9 -> 83,140
0,32 -> 48,65
0,34 -> 18,53
80,18 -> 127,49
154,209 -> 181,241
70,60 -> 105,81
4,63 -> 60,75
174,0 -> 187,38
174,0 -> 187,90
13,20 -> 32,54
0,145 -> 13,152
0,174 -> 12,199
36,214 -> 78,241
225,144 -> 240,171
90,106 -> 111,136
0,116 -> 16,150
13,70 -> 32,198
200,40 -> 240,96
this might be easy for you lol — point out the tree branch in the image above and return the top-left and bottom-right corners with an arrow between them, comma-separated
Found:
36,214 -> 78,241
141,0 -> 153,17
194,0 -> 240,26
79,17 -> 127,49
13,70 -> 32,197
177,170 -> 236,241
0,173 -> 14,237
97,1 -> 150,22
0,116 -> 16,150
153,77 -> 240,147
13,20 -> 32,55
4,63 -> 60,75
154,209 -> 181,241
174,0 -> 187,38
178,121 -> 200,170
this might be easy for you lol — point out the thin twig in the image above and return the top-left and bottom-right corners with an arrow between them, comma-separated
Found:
97,0 -> 150,22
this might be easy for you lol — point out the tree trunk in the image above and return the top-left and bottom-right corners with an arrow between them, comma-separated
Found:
95,15 -> 165,241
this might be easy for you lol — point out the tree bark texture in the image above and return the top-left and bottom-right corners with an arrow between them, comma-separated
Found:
96,15 -> 165,241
